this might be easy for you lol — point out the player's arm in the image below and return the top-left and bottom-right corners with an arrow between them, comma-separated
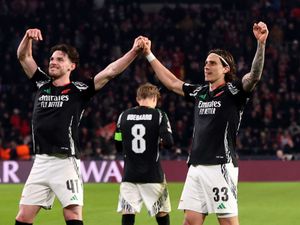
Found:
159,111 -> 174,149
93,36 -> 143,91
141,38 -> 185,96
17,29 -> 43,78
242,21 -> 269,92
114,131 -> 123,153
114,113 -> 124,153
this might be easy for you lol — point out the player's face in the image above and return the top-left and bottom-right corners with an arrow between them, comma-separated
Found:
48,50 -> 75,78
204,53 -> 227,84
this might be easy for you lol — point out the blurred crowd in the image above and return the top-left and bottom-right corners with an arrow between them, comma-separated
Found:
0,0 -> 299,161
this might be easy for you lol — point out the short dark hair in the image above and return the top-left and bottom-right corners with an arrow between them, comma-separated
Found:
50,44 -> 79,67
208,49 -> 237,82
136,83 -> 161,100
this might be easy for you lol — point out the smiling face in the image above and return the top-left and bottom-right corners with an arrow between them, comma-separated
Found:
48,50 -> 75,78
204,53 -> 230,85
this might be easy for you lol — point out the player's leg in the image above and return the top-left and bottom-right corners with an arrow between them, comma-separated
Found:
15,205 -> 41,224
213,163 -> 239,225
50,157 -> 84,224
139,182 -> 171,217
117,182 -> 143,225
63,205 -> 83,225
178,166 -> 209,225
183,210 -> 206,225
16,155 -> 56,224
218,216 -> 239,225
122,214 -> 135,225
155,212 -> 170,225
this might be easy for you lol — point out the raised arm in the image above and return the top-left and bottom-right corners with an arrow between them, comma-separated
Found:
242,21 -> 269,92
142,38 -> 185,96
93,36 -> 143,91
17,29 -> 43,78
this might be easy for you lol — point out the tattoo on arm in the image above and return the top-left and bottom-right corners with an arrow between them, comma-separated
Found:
243,42 -> 265,91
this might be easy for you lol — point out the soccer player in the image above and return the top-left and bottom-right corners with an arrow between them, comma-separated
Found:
14,28 -> 143,225
114,83 -> 174,225
140,22 -> 269,225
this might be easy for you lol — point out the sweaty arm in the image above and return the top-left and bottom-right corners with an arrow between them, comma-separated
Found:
17,29 -> 42,78
93,36 -> 143,91
242,41 -> 265,92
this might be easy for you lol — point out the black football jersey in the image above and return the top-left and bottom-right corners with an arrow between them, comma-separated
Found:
115,106 -> 173,183
30,67 -> 96,158
183,80 -> 250,167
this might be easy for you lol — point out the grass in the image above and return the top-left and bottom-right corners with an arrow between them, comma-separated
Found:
0,182 -> 299,225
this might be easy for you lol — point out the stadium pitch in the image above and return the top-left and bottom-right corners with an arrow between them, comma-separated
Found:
0,182 -> 298,225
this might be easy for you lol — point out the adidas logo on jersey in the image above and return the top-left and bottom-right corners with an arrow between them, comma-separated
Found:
70,195 -> 78,201
217,203 -> 226,209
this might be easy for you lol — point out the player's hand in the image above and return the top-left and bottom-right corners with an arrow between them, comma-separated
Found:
25,28 -> 43,41
253,21 -> 268,44
140,37 -> 151,55
132,36 -> 145,54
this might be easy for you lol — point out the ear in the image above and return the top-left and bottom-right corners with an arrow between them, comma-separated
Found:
223,66 -> 230,74
70,63 -> 76,71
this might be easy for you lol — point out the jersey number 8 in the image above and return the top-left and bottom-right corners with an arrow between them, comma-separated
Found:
131,124 -> 146,153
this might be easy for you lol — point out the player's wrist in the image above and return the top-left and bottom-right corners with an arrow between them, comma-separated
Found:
146,52 -> 156,63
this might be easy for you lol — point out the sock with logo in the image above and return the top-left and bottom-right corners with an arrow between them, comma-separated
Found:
66,220 -> 83,225
122,214 -> 135,225
156,214 -> 170,225
15,221 -> 32,225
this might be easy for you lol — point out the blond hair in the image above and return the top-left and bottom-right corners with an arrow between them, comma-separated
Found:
136,83 -> 160,100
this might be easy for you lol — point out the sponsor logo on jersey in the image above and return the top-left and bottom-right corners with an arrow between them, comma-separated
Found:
198,100 -> 221,115
217,202 -> 226,209
70,195 -> 78,201
127,114 -> 152,121
199,94 -> 207,100
73,81 -> 89,91
43,88 -> 51,94
227,82 -> 239,95
39,95 -> 69,108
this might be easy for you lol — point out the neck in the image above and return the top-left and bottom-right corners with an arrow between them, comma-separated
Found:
209,80 -> 225,91
138,99 -> 156,108
52,74 -> 71,87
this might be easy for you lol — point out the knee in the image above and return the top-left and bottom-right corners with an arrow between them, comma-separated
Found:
156,212 -> 168,217
183,211 -> 205,225
15,213 -> 33,224
16,205 -> 40,223
63,205 -> 82,220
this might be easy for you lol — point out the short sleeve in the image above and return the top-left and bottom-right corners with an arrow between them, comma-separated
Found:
30,67 -> 51,90
182,83 -> 204,101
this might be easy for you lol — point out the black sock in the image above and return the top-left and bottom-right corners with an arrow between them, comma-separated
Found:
66,220 -> 83,225
122,214 -> 135,225
15,221 -> 32,225
156,214 -> 170,225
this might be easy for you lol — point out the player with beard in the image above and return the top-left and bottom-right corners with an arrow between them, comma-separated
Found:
14,28 -> 143,225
